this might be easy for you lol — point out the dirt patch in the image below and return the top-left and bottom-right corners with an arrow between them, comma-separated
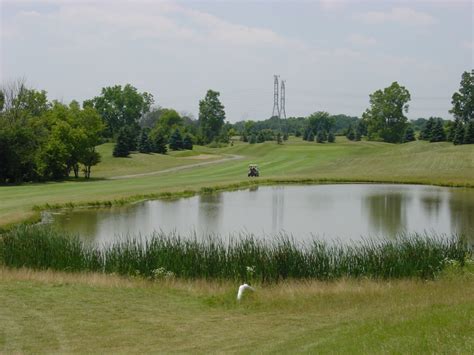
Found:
183,154 -> 220,160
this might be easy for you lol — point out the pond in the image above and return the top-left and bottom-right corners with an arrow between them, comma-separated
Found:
48,184 -> 474,245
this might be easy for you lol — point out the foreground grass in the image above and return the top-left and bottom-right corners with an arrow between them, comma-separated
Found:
0,138 -> 473,227
1,266 -> 473,353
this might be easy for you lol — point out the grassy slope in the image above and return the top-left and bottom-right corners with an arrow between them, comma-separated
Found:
1,138 -> 473,227
1,267 -> 473,353
1,139 -> 474,352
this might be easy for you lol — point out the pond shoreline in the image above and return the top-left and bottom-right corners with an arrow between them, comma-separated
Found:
2,177 -> 473,233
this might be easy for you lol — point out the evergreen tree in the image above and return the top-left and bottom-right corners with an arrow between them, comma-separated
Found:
420,117 -> 435,140
283,131 -> 289,141
113,127 -> 130,157
453,123 -> 465,145
257,131 -> 265,143
276,131 -> 283,144
346,126 -> 355,141
249,134 -> 257,144
153,131 -> 167,154
138,128 -> 152,153
328,131 -> 335,143
307,130 -> 315,141
429,119 -> 446,142
446,120 -> 456,142
316,130 -> 326,143
183,134 -> 194,150
464,120 -> 474,144
169,128 -> 183,150
404,126 -> 416,142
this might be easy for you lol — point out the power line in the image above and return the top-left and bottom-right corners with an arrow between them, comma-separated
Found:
272,74 -> 280,118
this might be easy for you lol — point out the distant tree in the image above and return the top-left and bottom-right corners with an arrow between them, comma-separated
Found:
0,90 -> 4,111
113,127 -> 131,157
450,71 -> 473,125
183,134 -> 194,150
138,128 -> 152,153
276,131 -> 283,144
249,134 -> 257,144
404,126 -> 416,142
328,131 -> 335,143
464,120 -> 474,144
295,130 -> 302,137
429,118 -> 446,142
453,122 -> 465,145
169,128 -> 183,150
346,126 -> 355,141
257,131 -> 265,143
81,149 -> 101,179
84,84 -> 153,138
316,130 -> 327,143
283,131 -> 289,141
363,82 -> 411,143
449,71 -> 473,145
152,131 -> 167,154
420,118 -> 435,141
198,90 -> 225,143
446,120 -> 456,142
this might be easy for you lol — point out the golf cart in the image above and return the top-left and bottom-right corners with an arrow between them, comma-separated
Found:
248,164 -> 259,177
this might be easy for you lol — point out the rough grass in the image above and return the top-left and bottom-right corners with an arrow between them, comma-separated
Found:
1,225 -> 470,281
0,137 -> 473,227
1,265 -> 473,353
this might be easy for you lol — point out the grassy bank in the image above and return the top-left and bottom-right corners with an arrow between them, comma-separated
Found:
0,138 -> 473,227
1,225 -> 470,282
1,266 -> 473,353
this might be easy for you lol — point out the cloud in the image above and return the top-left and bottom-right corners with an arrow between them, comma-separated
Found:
354,7 -> 437,26
347,34 -> 376,47
319,0 -> 347,11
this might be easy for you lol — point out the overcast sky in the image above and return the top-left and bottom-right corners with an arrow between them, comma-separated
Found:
1,0 -> 472,122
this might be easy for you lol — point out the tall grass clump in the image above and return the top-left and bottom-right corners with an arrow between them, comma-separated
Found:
0,225 -> 471,282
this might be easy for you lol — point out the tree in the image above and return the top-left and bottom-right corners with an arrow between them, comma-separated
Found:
249,134 -> 257,144
307,130 -> 315,141
138,128 -> 152,153
328,131 -> 335,143
453,122 -> 465,145
113,127 -> 131,157
0,90 -> 4,111
450,71 -> 473,124
404,126 -> 416,142
346,126 -> 355,141
316,130 -> 326,143
169,128 -> 183,150
464,120 -> 474,144
183,134 -> 194,150
84,84 -> 153,138
152,131 -> 167,154
276,131 -> 283,144
429,118 -> 446,142
81,148 -> 101,179
363,82 -> 411,143
198,90 -> 225,143
420,117 -> 435,141
257,131 -> 265,143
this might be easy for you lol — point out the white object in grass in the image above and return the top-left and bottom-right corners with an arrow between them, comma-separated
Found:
237,283 -> 255,301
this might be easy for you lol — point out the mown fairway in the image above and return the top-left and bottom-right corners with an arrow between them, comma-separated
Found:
1,137 -> 473,227
1,267 -> 473,353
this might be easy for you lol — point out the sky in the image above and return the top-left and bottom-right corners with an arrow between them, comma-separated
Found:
1,0 -> 472,122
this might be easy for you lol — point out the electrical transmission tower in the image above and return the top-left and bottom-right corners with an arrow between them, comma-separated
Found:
272,75 -> 280,118
280,80 -> 286,119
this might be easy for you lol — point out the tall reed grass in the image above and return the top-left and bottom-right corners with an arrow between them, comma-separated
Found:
0,225 -> 470,282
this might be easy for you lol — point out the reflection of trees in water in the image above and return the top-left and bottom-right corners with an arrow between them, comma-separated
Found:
271,187 -> 285,233
420,193 -> 444,218
449,191 -> 474,245
198,193 -> 223,231
364,193 -> 409,238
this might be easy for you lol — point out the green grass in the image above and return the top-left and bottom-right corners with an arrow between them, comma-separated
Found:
1,225 -> 470,281
0,137 -> 473,227
1,266 -> 473,353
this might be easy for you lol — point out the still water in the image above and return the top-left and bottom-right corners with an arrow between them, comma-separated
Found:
49,184 -> 474,245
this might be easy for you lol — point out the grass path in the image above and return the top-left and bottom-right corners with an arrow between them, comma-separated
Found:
109,154 -> 243,179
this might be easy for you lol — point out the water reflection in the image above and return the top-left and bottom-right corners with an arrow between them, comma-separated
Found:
50,184 -> 474,245
363,193 -> 409,237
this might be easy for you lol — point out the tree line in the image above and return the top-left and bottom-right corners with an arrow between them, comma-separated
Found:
0,81 -> 228,183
